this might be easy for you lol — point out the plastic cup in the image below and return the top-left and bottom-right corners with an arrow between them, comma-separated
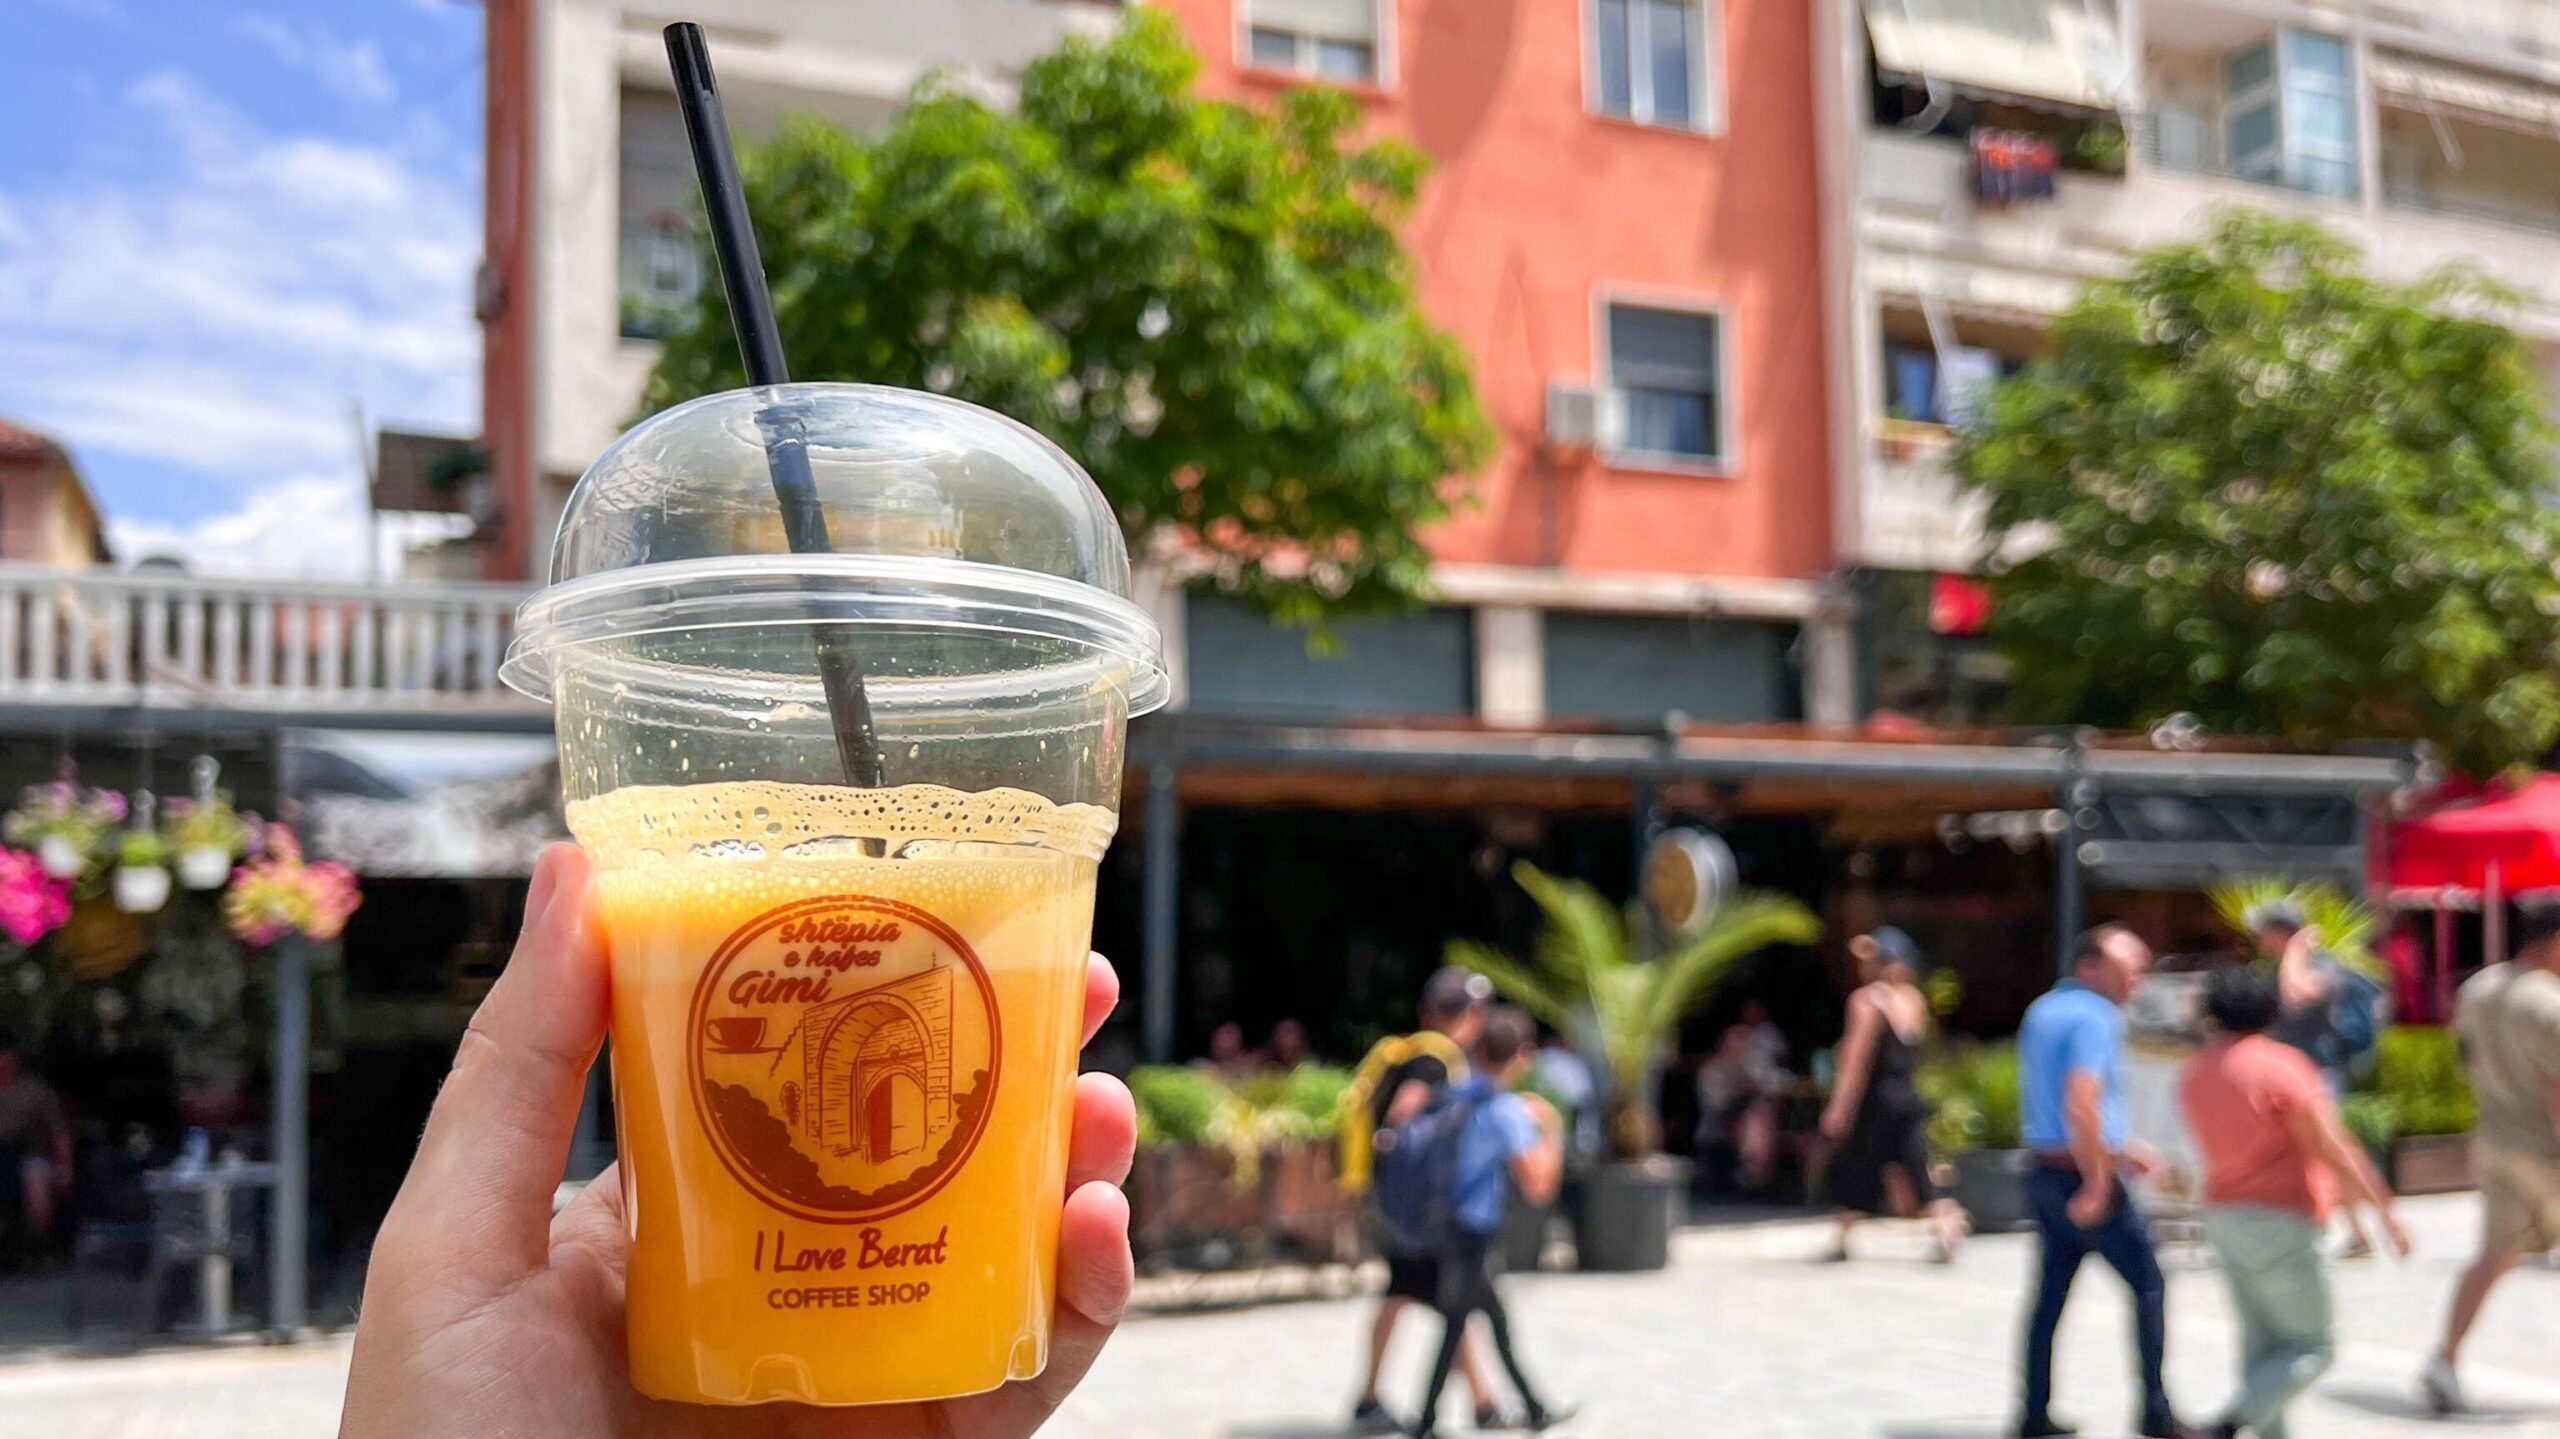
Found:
501,384 -> 1168,1406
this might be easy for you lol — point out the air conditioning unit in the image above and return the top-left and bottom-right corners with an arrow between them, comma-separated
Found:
1544,382 -> 1625,449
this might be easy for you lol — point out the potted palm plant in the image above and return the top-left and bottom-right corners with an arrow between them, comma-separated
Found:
1448,862 -> 1819,1272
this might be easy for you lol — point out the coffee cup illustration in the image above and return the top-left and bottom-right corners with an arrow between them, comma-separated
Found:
705,1016 -> 768,1054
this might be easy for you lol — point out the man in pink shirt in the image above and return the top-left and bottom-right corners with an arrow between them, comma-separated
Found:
2180,965 -> 2410,1439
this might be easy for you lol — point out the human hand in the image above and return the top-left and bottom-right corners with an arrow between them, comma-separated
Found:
340,844 -> 1138,1439
1818,1103 -> 1852,1142
2122,1141 -> 2166,1181
2067,1181 -> 2112,1229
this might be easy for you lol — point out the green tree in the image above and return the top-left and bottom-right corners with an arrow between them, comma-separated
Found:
644,12 -> 1488,622
1955,211 -> 2560,774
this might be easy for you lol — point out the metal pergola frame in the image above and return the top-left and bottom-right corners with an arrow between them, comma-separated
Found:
1127,716 -> 2421,1060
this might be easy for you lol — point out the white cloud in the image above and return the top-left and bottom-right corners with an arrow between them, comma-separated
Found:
110,476 -> 474,581
232,15 -> 399,106
0,67 -> 477,577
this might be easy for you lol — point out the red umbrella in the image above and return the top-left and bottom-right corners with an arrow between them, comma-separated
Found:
2386,774 -> 2560,895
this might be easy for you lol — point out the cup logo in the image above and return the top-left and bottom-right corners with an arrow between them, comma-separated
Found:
688,895 -> 1002,1224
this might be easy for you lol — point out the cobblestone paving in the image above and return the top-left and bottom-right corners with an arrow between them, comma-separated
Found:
2,1195 -> 2553,1438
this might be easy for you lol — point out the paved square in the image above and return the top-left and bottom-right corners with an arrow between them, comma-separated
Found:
1,1194 -> 2552,1437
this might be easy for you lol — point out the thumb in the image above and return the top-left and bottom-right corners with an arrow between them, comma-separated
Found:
385,843 -> 608,1289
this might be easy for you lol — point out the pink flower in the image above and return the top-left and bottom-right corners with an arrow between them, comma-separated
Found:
223,823 -> 361,946
0,848 -> 72,946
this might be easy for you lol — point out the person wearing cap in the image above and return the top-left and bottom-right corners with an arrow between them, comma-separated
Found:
1343,966 -> 1501,1434
1820,926 -> 1968,1263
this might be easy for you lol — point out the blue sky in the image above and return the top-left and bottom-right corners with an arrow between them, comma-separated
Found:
0,0 -> 483,573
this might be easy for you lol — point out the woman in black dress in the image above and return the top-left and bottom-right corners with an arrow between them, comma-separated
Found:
1820,926 -> 1968,1262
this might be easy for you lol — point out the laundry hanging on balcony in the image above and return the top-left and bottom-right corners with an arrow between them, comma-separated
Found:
1970,128 -> 2059,204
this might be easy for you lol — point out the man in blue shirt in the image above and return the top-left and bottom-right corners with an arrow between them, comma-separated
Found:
2016,923 -> 2193,1439
1411,1008 -> 1571,1438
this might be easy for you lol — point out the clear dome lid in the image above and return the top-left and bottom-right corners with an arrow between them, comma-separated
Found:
499,383 -> 1169,713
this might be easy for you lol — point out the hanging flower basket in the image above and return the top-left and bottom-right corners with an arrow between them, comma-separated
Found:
163,771 -> 259,891
6,781 -> 126,881
113,865 -> 172,915
223,825 -> 361,947
177,846 -> 235,890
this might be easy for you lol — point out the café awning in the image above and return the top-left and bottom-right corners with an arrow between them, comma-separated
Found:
2369,49 -> 2560,140
1863,0 -> 2131,114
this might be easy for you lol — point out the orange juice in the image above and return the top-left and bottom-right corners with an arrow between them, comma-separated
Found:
571,780 -> 1111,1406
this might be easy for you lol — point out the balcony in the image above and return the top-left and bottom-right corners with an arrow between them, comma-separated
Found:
0,564 -> 538,724
1859,125 -> 2560,339
1856,422 -> 1985,573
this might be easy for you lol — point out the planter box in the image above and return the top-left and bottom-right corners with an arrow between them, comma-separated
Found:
1572,1157 -> 1692,1272
1949,1149 -> 2034,1234
2390,1134 -> 2475,1196
1128,1139 -> 1358,1270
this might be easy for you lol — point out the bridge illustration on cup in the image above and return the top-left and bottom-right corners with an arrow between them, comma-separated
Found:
688,895 -> 1001,1223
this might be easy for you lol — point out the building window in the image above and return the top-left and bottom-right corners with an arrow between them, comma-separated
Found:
1244,0 -> 1382,84
1593,0 -> 1715,131
1883,339 -> 2022,428
1606,302 -> 1724,465
2223,28 -> 2359,200
618,88 -> 702,341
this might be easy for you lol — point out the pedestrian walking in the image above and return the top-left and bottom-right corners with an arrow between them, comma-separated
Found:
2418,907 -> 2560,1415
2014,923 -> 2196,1439
2179,964 -> 2410,1439
1407,1007 -> 1575,1439
1343,967 -> 1503,1434
2250,900 -> 2386,1257
2249,903 -> 2384,1095
1821,927 -> 1968,1262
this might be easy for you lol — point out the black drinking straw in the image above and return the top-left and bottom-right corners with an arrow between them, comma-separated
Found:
666,23 -> 883,788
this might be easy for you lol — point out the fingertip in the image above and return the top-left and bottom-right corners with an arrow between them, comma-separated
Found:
1057,1180 -> 1133,1326
1067,1071 -> 1137,1191
1075,1068 -> 1134,1123
1080,952 -> 1120,1045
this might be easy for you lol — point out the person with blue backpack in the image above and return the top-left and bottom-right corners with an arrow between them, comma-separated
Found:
1382,1006 -> 1575,1438
2250,900 -> 2388,1258
1346,968 -> 1502,1433
2250,901 -> 2386,1095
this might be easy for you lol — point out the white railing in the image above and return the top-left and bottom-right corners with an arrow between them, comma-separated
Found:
0,564 -> 538,715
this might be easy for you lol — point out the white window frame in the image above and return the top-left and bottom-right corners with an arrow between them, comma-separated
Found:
2221,28 -> 2360,201
1583,0 -> 1723,136
2277,29 -> 2358,199
2223,39 -> 2282,181
1593,287 -> 1736,476
1237,0 -> 1396,89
